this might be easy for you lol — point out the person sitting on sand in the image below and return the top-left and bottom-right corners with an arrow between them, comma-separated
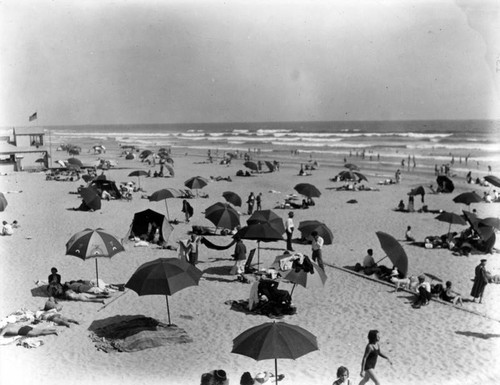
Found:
62,284 -> 109,303
439,281 -> 463,306
397,200 -> 405,211
332,366 -> 351,385
35,310 -> 80,327
362,249 -> 380,276
47,267 -> 64,297
0,324 -> 58,337
413,275 -> 431,308
1,220 -> 13,235
405,226 -> 415,242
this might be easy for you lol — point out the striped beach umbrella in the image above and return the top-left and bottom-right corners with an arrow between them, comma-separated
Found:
66,228 -> 125,284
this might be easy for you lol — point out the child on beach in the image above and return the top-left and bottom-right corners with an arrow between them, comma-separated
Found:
333,366 -> 352,385
359,330 -> 392,385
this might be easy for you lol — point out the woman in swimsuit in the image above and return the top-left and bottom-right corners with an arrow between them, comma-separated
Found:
0,324 -> 58,337
359,330 -> 392,385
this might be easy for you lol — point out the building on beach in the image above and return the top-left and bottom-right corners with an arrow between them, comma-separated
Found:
0,127 -> 49,172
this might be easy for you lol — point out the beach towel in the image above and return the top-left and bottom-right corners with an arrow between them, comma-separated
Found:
89,315 -> 192,352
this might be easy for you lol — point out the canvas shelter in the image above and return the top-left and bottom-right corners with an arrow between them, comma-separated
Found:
89,179 -> 122,199
126,209 -> 173,244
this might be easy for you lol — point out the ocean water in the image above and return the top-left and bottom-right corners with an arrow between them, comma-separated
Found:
43,119 -> 499,168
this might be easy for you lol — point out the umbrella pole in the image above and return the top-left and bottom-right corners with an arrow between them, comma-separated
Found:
290,283 -> 296,298
257,241 -> 261,268
375,256 -> 388,265
164,200 -> 170,221
95,259 -> 99,287
166,295 -> 172,325
275,358 -> 278,383
448,222 -> 452,235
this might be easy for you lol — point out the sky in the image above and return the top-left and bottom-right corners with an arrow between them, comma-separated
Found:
0,0 -> 499,126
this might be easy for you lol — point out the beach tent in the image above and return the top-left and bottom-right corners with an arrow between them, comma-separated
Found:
436,175 -> 454,193
125,209 -> 173,244
89,179 -> 122,199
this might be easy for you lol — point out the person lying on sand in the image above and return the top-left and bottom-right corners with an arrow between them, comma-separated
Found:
35,310 -> 79,327
0,324 -> 58,337
62,284 -> 109,303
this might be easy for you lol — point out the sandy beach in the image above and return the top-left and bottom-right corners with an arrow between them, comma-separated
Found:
1,138 -> 499,385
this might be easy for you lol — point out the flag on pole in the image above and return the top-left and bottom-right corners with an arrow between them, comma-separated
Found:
29,112 -> 37,121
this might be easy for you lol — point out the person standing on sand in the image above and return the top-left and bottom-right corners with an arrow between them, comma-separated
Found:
311,230 -> 325,270
471,259 -> 488,303
285,211 -> 295,252
358,330 -> 392,385
247,192 -> 255,215
181,199 -> 194,223
256,192 -> 263,211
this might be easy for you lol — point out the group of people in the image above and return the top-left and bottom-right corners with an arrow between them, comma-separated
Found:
246,192 -> 263,214
1,220 -> 18,235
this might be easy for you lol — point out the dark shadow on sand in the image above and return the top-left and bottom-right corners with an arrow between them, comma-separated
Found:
202,266 -> 232,276
455,331 -> 500,339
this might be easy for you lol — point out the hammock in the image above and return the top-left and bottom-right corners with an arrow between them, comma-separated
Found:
200,237 -> 236,250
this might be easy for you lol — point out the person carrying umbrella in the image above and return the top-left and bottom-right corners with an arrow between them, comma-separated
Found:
285,212 -> 295,252
311,231 -> 325,270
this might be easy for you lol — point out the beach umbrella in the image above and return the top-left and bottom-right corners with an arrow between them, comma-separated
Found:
125,257 -> 202,325
284,260 -> 327,298
244,161 -> 259,172
408,186 -> 426,202
68,147 -> 80,155
222,191 -> 242,207
247,209 -> 285,234
66,228 -> 125,284
66,163 -> 81,171
337,170 -> 368,182
375,231 -> 408,277
453,191 -> 482,206
165,157 -> 174,165
129,170 -> 148,189
264,161 -> 276,172
67,158 -> 83,168
0,192 -> 7,211
81,174 -> 94,183
436,175 -> 454,193
148,188 -> 181,220
139,150 -> 153,159
184,176 -> 209,196
294,183 -> 321,198
205,202 -> 240,230
95,173 -> 107,181
435,211 -> 467,234
484,175 -> 500,188
232,321 -> 318,381
480,217 -> 500,230
344,163 -> 360,171
79,187 -> 102,211
297,220 -> 334,245
237,223 -> 284,268
125,153 -> 135,160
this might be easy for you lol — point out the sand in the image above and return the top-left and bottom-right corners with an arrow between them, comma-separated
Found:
1,141 -> 499,385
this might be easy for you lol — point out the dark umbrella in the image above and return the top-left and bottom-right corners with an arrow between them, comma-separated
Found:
284,260 -> 327,298
294,183 -> 321,198
66,163 -> 81,171
222,191 -> 243,207
344,163 -> 360,171
484,175 -> 500,188
408,186 -> 426,203
95,173 -> 107,181
337,170 -> 368,182
148,188 -> 181,220
125,258 -> 202,325
436,175 -> 454,193
297,220 -> 334,245
480,217 -> 500,230
205,202 -> 240,230
125,153 -> 135,160
247,209 -> 285,234
435,211 -> 467,234
128,170 -> 148,189
66,228 -> 125,284
232,321 -> 318,381
184,176 -> 209,196
79,187 -> 102,211
139,150 -> 153,159
453,191 -> 482,206
375,231 -> 408,277
0,192 -> 7,212
244,161 -> 259,172
237,223 -> 284,267
81,174 -> 94,183
67,158 -> 84,168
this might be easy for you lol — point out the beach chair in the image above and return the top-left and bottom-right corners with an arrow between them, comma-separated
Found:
244,248 -> 257,274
